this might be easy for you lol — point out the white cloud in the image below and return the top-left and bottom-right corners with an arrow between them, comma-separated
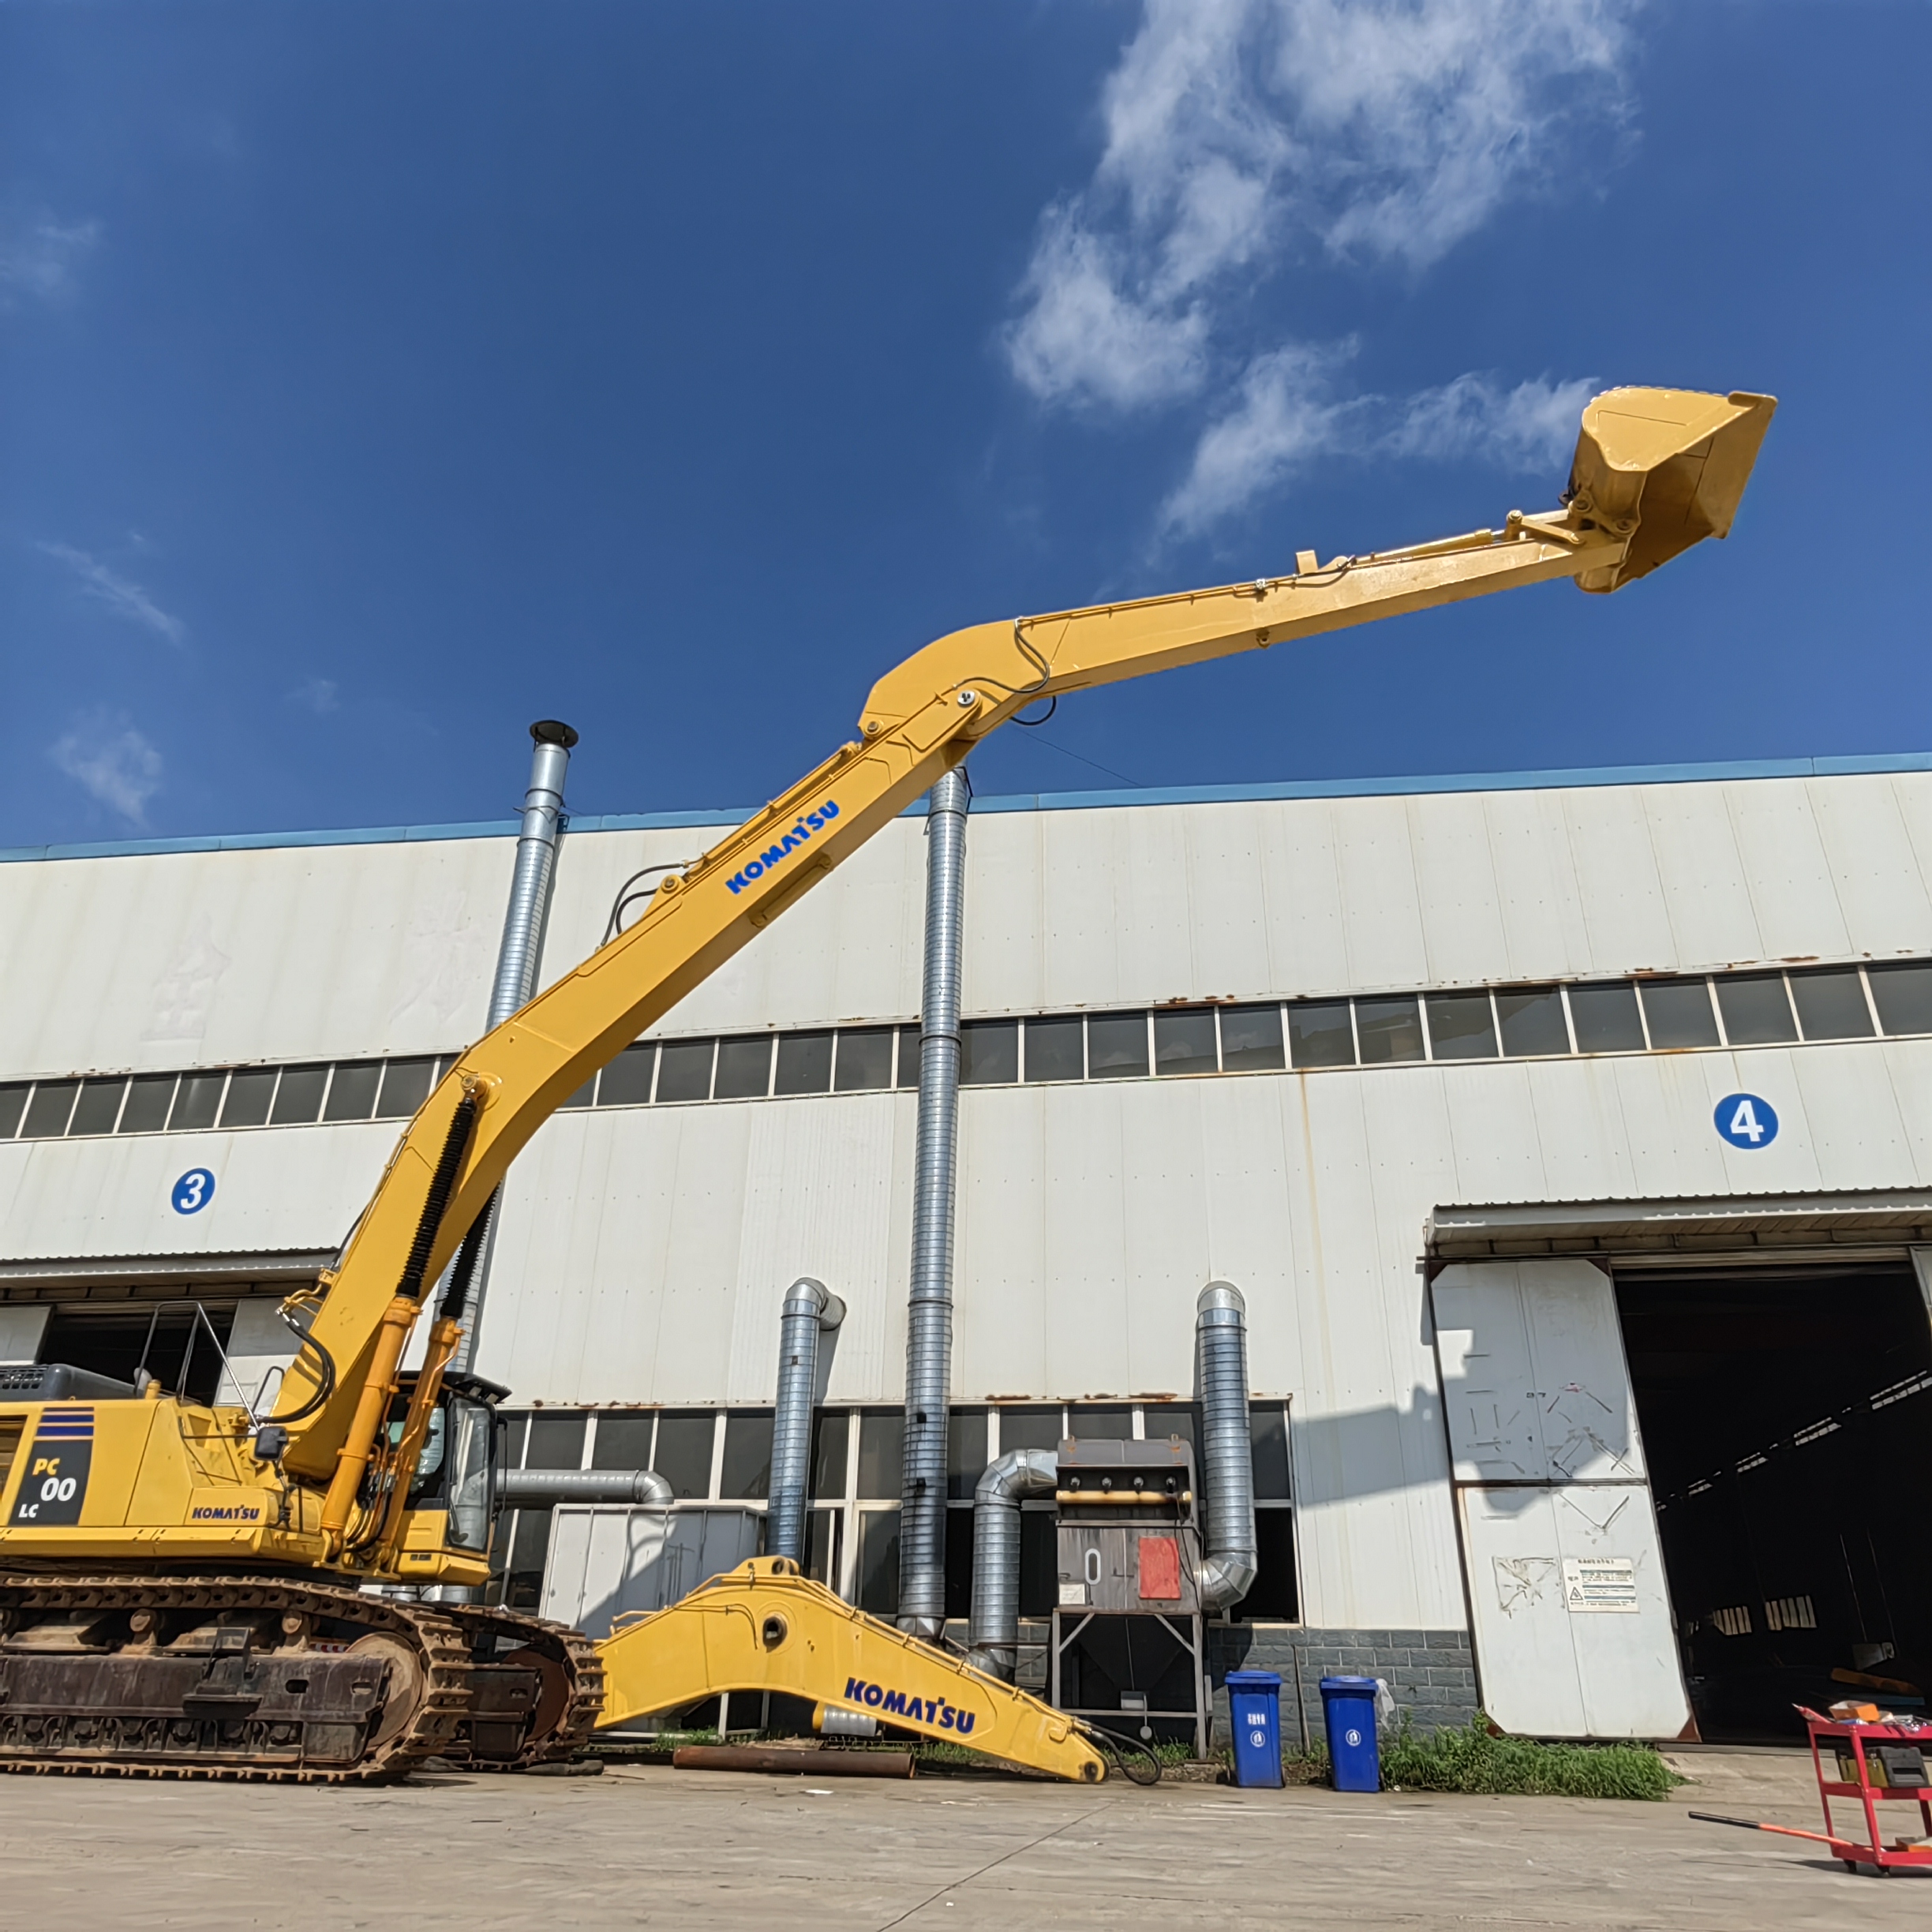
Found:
0,210 -> 101,309
51,715 -> 164,826
290,677 -> 340,714
1008,0 -> 1632,532
1389,373 -> 1597,470
1161,343 -> 1355,534
1164,365 -> 1597,533
39,541 -> 186,645
1009,0 -> 1632,413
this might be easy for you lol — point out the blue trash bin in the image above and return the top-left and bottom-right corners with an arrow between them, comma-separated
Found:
1320,1676 -> 1380,1792
1226,1670 -> 1283,1788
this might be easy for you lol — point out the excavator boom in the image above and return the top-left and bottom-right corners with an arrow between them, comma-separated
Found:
271,386 -> 1776,1505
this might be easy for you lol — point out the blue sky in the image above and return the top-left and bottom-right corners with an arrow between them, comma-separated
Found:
2,2 -> 1926,844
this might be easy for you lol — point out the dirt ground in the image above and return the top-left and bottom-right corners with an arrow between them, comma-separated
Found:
1,1745 -> 1923,1930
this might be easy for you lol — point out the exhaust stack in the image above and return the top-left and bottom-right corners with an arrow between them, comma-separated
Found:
451,719 -> 578,1373
898,767 -> 969,1639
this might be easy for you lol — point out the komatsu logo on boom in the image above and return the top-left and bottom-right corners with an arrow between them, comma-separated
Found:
844,1676 -> 977,1734
726,801 -> 839,894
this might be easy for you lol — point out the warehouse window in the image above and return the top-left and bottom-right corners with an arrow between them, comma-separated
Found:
1789,967 -> 1874,1040
597,1042 -> 657,1105
1568,982 -> 1645,1053
21,1080 -> 78,1138
833,1027 -> 893,1091
959,1020 -> 1018,1085
10,957 -> 1932,1148
1286,1000 -> 1354,1069
1497,986 -> 1569,1057
1639,976 -> 1720,1049
1356,995 -> 1424,1065
271,1065 -> 329,1124
1023,1015 -> 1084,1083
1153,1009 -> 1219,1076
69,1077 -> 125,1136
1716,972 -> 1798,1046
1867,962 -> 1932,1034
1221,1003 -> 1286,1071
1088,1012 -> 1148,1079
774,1031 -> 833,1095
1425,991 -> 1496,1061
655,1038 -> 714,1103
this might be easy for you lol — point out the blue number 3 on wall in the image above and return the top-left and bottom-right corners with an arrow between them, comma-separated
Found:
170,1168 -> 216,1215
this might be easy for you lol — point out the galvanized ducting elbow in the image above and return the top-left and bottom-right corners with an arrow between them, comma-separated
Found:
768,1276 -> 845,1565
965,1448 -> 1058,1680
1195,1280 -> 1257,1612
496,1467 -> 672,1507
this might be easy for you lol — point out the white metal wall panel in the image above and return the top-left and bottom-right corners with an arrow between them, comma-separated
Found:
1333,796 -> 1431,992
1556,786 -> 1678,975
1483,789 -> 1595,981
1434,1260 -> 1645,1485
1434,1259 -> 1684,1738
1638,785 -> 1764,968
1810,777 -> 1932,958
1728,784 -> 1852,962
0,1119 -> 399,1259
1409,792 -> 1509,988
1457,1485 -> 1686,1738
0,839 -> 513,1078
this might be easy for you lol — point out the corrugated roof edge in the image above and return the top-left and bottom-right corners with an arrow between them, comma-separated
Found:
8,751 -> 1932,864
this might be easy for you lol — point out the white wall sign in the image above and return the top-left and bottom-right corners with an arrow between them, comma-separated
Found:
1563,1555 -> 1639,1614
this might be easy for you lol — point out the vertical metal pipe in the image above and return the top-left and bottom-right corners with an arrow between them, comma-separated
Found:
767,1276 -> 844,1564
449,720 -> 578,1375
965,1448 -> 1057,1679
897,766 -> 968,1638
1195,1280 -> 1258,1612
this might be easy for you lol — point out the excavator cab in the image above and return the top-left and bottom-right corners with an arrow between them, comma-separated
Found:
379,1370 -> 504,1559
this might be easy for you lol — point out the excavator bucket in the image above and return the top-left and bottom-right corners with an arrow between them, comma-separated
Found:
1568,387 -> 1777,593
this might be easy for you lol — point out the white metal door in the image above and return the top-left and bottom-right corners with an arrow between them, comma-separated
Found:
1432,1259 -> 1688,1739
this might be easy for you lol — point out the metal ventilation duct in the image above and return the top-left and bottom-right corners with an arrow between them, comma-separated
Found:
496,1467 -> 672,1507
897,766 -> 969,1640
964,1447 -> 1058,1680
767,1276 -> 844,1565
451,719 -> 577,1374
1195,1280 -> 1258,1612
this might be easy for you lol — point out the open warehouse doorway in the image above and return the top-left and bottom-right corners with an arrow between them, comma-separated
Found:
1617,1262 -> 1932,1743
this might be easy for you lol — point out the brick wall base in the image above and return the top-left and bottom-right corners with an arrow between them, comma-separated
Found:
1207,1624 -> 1477,1752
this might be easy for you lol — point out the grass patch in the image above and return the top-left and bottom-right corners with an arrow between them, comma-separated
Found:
1284,1715 -> 1684,1802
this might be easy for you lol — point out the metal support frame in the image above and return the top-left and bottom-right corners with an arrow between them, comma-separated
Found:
1050,1608 -> 1210,1760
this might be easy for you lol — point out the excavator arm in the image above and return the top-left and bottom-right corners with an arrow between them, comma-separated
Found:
273,386 -> 1776,1517
597,1559 -> 1110,1781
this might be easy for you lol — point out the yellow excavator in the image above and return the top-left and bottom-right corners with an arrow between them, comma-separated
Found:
0,388 -> 1772,1784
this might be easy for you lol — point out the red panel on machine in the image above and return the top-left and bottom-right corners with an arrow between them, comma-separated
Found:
1137,1534 -> 1181,1601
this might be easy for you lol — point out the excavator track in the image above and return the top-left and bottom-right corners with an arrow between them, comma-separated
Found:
0,1575 -> 594,1784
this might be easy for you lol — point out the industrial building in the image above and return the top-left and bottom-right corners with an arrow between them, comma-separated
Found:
5,748 -> 1931,1750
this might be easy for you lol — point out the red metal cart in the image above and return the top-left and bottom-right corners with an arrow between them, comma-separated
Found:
1797,1706 -> 1932,1874
1695,1705 -> 1932,1874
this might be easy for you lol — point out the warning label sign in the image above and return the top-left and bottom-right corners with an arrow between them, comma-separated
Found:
1562,1556 -> 1638,1613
